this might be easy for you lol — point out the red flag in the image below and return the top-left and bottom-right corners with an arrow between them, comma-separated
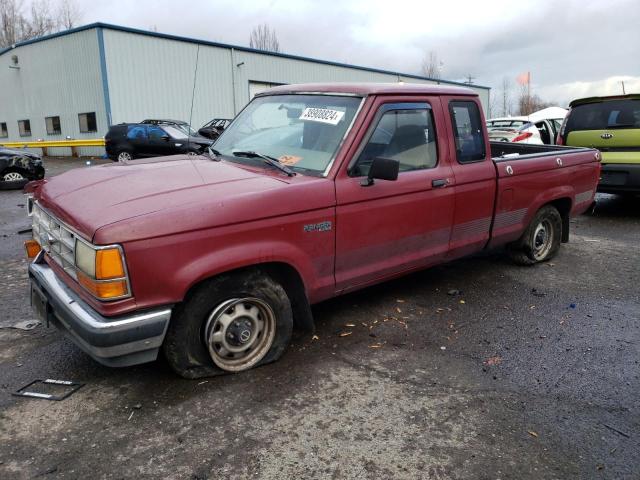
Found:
516,72 -> 530,85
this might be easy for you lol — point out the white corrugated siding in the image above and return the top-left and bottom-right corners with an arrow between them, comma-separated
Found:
0,29 -> 106,156
103,30 -> 235,127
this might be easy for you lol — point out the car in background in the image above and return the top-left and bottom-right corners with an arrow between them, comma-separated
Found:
487,108 -> 567,145
558,94 -> 640,195
0,147 -> 45,190
487,118 -> 544,144
105,122 -> 214,162
198,118 -> 231,141
141,119 -> 199,137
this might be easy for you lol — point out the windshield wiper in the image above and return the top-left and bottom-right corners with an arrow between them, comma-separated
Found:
232,151 -> 296,177
206,146 -> 222,161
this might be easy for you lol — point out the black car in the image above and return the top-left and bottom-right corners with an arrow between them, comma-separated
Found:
198,118 -> 231,140
105,122 -> 214,162
0,147 -> 45,190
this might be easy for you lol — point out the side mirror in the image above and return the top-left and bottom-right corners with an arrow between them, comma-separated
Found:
161,134 -> 170,141
361,157 -> 399,186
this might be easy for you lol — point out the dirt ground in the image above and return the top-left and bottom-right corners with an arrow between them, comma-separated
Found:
0,157 -> 638,479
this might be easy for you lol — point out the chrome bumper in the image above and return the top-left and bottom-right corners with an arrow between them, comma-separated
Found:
29,261 -> 172,367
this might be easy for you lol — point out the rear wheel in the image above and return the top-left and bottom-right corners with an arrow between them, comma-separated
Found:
507,205 -> 562,265
163,270 -> 293,378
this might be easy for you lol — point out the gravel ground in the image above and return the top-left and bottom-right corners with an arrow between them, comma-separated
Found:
0,157 -> 638,479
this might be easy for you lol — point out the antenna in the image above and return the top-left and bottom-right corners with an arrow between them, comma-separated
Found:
621,81 -> 626,95
187,45 -> 201,151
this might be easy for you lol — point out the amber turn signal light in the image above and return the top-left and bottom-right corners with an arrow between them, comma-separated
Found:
96,248 -> 125,280
24,239 -> 41,259
77,271 -> 128,299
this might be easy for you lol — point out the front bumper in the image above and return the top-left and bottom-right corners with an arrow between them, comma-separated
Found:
598,163 -> 640,193
29,261 -> 172,367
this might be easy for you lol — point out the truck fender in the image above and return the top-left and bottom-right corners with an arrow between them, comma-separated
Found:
524,186 -> 574,242
174,241 -> 318,332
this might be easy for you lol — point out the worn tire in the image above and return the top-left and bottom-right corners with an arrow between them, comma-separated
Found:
507,205 -> 562,266
163,269 -> 293,379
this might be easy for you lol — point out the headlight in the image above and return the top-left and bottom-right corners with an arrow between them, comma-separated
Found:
74,240 -> 129,300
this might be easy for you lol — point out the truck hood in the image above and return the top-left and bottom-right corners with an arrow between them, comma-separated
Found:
36,156 -> 332,243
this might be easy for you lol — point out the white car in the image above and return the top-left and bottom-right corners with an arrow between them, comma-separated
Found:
487,108 -> 568,145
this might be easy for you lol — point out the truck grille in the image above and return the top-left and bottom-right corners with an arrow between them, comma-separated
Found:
32,204 -> 78,279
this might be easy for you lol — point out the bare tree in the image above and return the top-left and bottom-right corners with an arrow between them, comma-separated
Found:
517,86 -> 553,115
57,0 -> 80,30
249,23 -> 280,52
421,50 -> 442,80
0,0 -> 81,48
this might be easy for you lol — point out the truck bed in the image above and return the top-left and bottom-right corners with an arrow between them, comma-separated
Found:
490,141 -> 592,161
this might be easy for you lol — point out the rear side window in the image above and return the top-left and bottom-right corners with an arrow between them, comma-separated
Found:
0,122 -> 7,138
449,101 -> 485,163
565,99 -> 640,135
127,125 -> 147,139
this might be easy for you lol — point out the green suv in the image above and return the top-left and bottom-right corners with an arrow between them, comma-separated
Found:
558,94 -> 640,194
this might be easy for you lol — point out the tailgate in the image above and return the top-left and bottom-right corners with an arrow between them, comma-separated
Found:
567,129 -> 640,164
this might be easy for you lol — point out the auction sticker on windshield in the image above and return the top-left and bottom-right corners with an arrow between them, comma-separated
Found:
299,108 -> 345,125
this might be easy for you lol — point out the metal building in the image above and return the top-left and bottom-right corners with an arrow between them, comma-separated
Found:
0,23 -> 491,156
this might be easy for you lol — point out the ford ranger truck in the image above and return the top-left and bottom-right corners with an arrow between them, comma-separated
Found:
25,83 -> 601,378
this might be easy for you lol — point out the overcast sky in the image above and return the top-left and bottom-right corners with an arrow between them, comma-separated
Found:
79,0 -> 639,109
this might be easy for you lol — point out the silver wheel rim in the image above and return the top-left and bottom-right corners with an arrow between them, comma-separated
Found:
532,219 -> 554,260
118,152 -> 132,162
186,151 -> 198,156
3,171 -> 24,181
204,297 -> 276,372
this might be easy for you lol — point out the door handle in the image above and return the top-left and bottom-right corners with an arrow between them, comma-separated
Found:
432,179 -> 447,188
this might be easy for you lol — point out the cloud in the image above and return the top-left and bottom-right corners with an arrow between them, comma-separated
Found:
79,0 -> 640,105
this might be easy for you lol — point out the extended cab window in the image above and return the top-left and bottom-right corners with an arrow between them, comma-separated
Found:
449,101 -> 485,163
351,104 -> 437,177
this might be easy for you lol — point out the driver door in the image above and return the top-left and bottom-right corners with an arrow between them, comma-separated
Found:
334,97 -> 455,292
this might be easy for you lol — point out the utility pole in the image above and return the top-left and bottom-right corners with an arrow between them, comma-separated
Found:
464,74 -> 475,85
621,81 -> 626,94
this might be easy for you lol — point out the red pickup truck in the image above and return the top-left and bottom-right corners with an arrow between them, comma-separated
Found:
25,83 -> 600,378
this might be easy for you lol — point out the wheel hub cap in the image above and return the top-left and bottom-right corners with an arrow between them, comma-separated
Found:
203,297 -> 277,372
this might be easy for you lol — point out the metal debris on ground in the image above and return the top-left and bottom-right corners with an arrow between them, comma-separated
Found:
0,320 -> 41,331
528,430 -> 539,438
338,331 -> 352,337
12,379 -> 84,401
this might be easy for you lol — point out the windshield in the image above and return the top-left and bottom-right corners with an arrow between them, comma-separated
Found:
173,124 -> 198,136
215,94 -> 362,175
163,126 -> 189,139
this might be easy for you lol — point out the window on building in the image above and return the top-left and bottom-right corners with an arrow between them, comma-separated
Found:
0,122 -> 7,138
78,112 -> 97,133
18,120 -> 31,137
449,101 -> 486,163
45,116 -> 61,135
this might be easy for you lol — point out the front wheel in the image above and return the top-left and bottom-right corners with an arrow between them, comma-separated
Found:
163,270 -> 293,378
507,205 -> 562,265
